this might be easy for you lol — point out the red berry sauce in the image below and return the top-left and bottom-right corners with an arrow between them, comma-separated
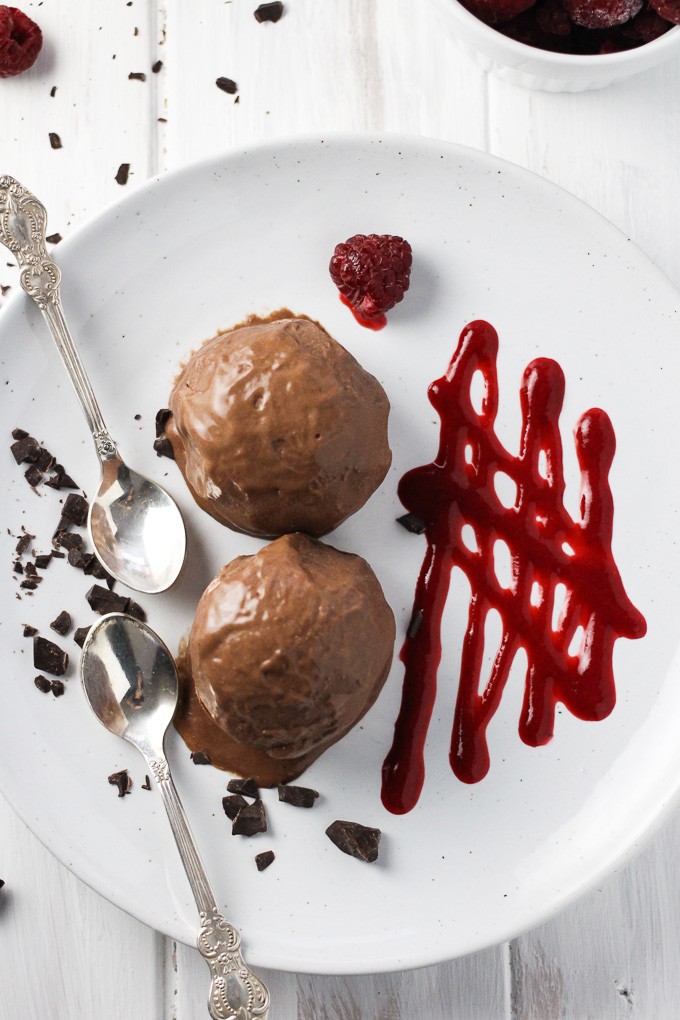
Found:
382,320 -> 647,814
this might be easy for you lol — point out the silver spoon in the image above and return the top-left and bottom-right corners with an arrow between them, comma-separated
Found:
0,176 -> 186,594
81,612 -> 270,1020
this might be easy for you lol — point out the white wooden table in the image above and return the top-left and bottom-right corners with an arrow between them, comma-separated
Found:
2,2 -> 680,1017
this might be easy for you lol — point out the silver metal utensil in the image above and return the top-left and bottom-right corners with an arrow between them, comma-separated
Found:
0,176 -> 186,594
81,612 -> 270,1020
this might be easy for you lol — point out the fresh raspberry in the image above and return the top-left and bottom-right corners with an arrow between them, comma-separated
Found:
329,234 -> 413,330
0,6 -> 42,78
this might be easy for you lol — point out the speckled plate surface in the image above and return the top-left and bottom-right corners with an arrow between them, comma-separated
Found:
1,135 -> 679,974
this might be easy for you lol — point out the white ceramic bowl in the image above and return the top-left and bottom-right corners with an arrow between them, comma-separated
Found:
429,0 -> 680,90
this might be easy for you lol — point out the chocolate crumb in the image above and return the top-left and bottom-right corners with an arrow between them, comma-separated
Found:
396,512 -> 427,535
15,533 -> 32,555
61,493 -> 89,526
255,850 -> 275,871
45,233 -> 62,245
13,561 -> 23,574
11,428 -> 28,440
151,59 -> 162,73
278,784 -> 319,808
49,132 -> 62,150
20,579 -> 39,590
86,584 -> 130,615
325,820 -> 381,863
232,800 -> 267,836
50,610 -> 72,636
108,769 -> 132,797
126,601 -> 147,623
153,436 -> 174,460
67,547 -> 89,570
34,675 -> 52,694
73,626 -> 91,648
11,435 -> 41,465
115,163 -> 130,186
157,117 -> 167,123
24,561 -> 37,576
22,624 -> 37,637
216,76 -> 238,94
155,408 -> 172,437
45,465 -> 78,490
134,413 -> 142,421
128,71 -> 146,81
24,464 -> 42,487
33,635 -> 69,676
50,679 -> 65,697
407,608 -> 423,639
0,879 -> 4,890
50,85 -> 57,97
141,775 -> 151,790
254,2 -> 284,22
51,550 -> 65,559
227,777 -> 259,799
36,447 -> 55,472
35,553 -> 52,569
190,750 -> 212,765
222,793 -> 248,820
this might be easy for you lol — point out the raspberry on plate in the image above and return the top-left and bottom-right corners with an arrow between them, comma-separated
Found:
329,233 -> 413,330
0,6 -> 42,78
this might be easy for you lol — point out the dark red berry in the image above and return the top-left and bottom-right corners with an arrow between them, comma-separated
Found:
329,234 -> 413,329
620,3 -> 672,39
562,0 -> 642,29
648,0 -> 680,23
535,0 -> 573,35
459,0 -> 538,25
0,6 -> 42,78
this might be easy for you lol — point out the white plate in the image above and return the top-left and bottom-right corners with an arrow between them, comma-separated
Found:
1,135 -> 679,975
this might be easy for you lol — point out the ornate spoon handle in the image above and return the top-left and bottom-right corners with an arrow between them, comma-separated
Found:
0,175 -> 116,460
145,755 -> 270,1020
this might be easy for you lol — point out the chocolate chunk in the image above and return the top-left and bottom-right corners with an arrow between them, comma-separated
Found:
13,561 -> 23,574
278,784 -> 319,808
153,436 -> 175,460
34,675 -> 52,694
141,775 -> 151,790
24,561 -> 37,576
254,2 -> 284,21
15,533 -> 32,555
155,408 -> 172,437
51,550 -> 65,559
232,800 -> 267,836
68,547 -> 89,569
24,464 -> 42,487
11,428 -> 28,440
190,750 -> 212,765
45,233 -> 62,245
108,769 -> 132,797
128,71 -> 146,81
50,611 -> 72,636
56,531 -> 83,551
396,512 -> 427,535
227,777 -> 259,799
45,465 -> 78,490
50,679 -> 65,697
126,601 -> 147,623
115,163 -> 130,186
50,85 -> 57,97
216,76 -> 238,94
73,626 -> 91,648
49,132 -> 62,150
255,850 -> 275,871
33,635 -> 69,676
36,447 -> 55,472
86,584 -> 130,615
61,493 -> 89,526
35,553 -> 52,569
222,793 -> 247,819
22,624 -> 37,637
151,59 -> 163,73
11,435 -> 40,464
20,579 -> 39,590
325,820 -> 381,863
407,608 -> 423,639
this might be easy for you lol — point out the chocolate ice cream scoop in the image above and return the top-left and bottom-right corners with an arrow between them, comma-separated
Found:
165,317 -> 391,538
176,533 -> 395,786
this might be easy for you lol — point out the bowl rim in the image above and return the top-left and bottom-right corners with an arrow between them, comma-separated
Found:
435,0 -> 680,66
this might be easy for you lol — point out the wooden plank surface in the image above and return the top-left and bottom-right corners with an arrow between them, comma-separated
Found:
2,1 -> 680,1018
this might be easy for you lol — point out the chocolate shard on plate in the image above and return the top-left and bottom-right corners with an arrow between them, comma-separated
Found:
278,784 -> 319,808
33,635 -> 69,676
128,71 -> 146,81
216,76 -> 238,94
231,800 -> 267,836
45,465 -> 78,490
227,777 -> 260,799
45,233 -> 62,245
155,408 -> 172,437
49,131 -> 62,150
11,435 -> 40,465
73,626 -> 91,648
15,533 -> 33,555
11,427 -> 28,440
141,775 -> 151,790
22,624 -> 37,637
86,584 -> 130,615
24,561 -> 38,576
56,531 -> 83,552
50,679 -> 65,697
190,750 -> 212,765
50,610 -> 72,636
108,769 -> 132,797
34,553 -> 52,569
68,547 -> 90,570
325,820 -> 381,863
126,601 -> 147,623
34,675 -> 52,694
396,512 -> 427,535
254,2 -> 284,22
61,493 -> 89,526
24,464 -> 42,487
153,436 -> 175,460
20,578 -> 39,590
13,561 -> 23,574
255,850 -> 275,871
222,793 -> 248,820
115,163 -> 130,186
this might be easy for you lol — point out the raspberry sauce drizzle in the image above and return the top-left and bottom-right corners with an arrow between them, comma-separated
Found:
339,293 -> 387,331
382,320 -> 647,814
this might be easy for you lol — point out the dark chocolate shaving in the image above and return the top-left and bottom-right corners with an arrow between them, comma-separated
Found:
56,531 -> 83,552
108,769 -> 132,797
35,553 -> 52,569
22,624 -> 37,637
45,233 -> 62,245
73,626 -> 91,648
190,750 -> 212,765
45,465 -> 78,490
50,679 -> 65,697
33,635 -> 69,676
396,512 -> 427,535
255,850 -> 275,871
216,76 -> 238,94
151,59 -> 163,73
407,608 -> 423,639
126,601 -> 147,623
278,784 -> 319,808
11,428 -> 28,440
222,794 -> 247,820
24,561 -> 37,576
34,675 -> 52,694
50,610 -> 72,636
232,800 -> 267,836
13,561 -> 23,574
227,777 -> 259,799
50,85 -> 57,97
155,408 -> 172,437
61,493 -> 89,526
325,820 -> 381,863
20,579 -> 39,590
15,533 -> 33,555
24,464 -> 42,487
36,448 -> 55,472
49,132 -> 62,150
141,775 -> 151,790
254,2 -> 284,21
11,436 -> 40,464
115,163 -> 130,186
86,584 -> 130,615
67,547 -> 89,570
153,436 -> 175,460
128,71 -> 146,81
